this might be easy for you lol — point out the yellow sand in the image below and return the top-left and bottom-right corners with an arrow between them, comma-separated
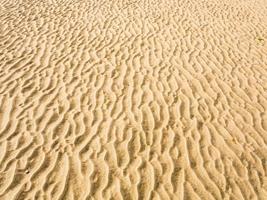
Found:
0,0 -> 267,199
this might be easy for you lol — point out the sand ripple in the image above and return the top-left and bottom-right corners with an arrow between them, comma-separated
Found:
0,0 -> 267,199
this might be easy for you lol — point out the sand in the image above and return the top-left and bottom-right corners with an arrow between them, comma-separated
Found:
0,0 -> 267,199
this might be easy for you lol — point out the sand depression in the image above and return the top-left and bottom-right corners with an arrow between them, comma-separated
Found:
0,0 -> 267,199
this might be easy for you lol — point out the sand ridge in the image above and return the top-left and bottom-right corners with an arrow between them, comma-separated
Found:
0,0 -> 267,199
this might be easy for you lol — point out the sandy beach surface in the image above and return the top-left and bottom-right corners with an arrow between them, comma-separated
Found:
0,0 -> 267,199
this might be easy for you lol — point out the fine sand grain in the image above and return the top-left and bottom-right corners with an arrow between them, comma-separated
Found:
0,0 -> 267,199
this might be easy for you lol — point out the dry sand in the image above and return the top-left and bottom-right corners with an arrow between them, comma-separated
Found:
0,0 -> 267,199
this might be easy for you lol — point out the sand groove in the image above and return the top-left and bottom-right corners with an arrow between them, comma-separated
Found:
0,0 -> 267,199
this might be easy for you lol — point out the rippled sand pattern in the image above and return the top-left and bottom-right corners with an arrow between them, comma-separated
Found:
0,0 -> 267,199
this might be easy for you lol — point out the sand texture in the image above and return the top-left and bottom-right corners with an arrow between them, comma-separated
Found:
0,0 -> 267,199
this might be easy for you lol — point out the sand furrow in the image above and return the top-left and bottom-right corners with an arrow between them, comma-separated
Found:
0,0 -> 267,199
